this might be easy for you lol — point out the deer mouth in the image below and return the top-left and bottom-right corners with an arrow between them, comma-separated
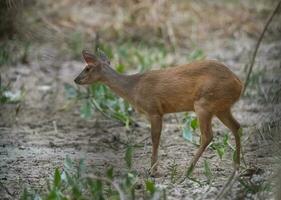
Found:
74,77 -> 82,84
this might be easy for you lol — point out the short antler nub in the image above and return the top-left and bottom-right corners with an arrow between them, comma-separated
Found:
97,48 -> 110,64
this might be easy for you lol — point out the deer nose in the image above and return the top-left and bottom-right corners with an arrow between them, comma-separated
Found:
74,77 -> 80,84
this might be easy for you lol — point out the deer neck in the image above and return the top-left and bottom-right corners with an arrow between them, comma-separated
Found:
100,66 -> 140,103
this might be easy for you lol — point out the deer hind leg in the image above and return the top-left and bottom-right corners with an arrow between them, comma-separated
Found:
187,103 -> 213,176
149,114 -> 163,175
216,109 -> 241,170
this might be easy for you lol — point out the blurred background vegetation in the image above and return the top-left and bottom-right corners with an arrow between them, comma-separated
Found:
0,0 -> 277,65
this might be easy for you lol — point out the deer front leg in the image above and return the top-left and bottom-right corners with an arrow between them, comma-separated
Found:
149,114 -> 163,175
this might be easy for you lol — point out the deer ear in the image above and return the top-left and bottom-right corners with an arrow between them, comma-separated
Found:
97,48 -> 110,65
82,50 -> 98,64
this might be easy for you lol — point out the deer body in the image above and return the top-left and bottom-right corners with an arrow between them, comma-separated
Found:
75,50 -> 243,175
134,61 -> 242,115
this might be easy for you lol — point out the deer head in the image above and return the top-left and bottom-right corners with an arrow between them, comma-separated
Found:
74,49 -> 110,85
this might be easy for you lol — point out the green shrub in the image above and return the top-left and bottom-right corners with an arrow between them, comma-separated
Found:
20,150 -> 166,200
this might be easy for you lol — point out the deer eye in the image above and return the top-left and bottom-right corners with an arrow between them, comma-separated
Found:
85,67 -> 90,72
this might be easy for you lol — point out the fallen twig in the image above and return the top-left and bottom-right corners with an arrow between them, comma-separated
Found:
243,0 -> 281,95
38,13 -> 63,34
85,175 -> 126,200
0,181 -> 14,197
215,169 -> 239,200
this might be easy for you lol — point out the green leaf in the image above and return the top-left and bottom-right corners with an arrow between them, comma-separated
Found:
91,98 -> 104,112
97,43 -> 113,59
211,143 -> 225,159
125,146 -> 133,169
106,166 -> 114,180
125,173 -> 137,189
77,159 -> 85,178
20,188 -> 30,200
203,160 -> 213,184
54,168 -> 61,188
223,134 -> 229,146
188,49 -> 205,61
89,180 -> 104,200
145,180 -> 155,194
2,90 -> 22,102
65,171 -> 74,186
0,94 -> 9,103
125,118 -> 130,130
116,63 -> 125,73
113,111 -> 127,123
64,156 -> 73,171
72,184 -> 82,199
190,118 -> 198,130
64,83 -> 77,99
80,100 -> 92,119
34,194 -> 42,200
46,189 -> 58,200
216,146 -> 225,159
182,115 -> 198,143
183,126 -> 193,142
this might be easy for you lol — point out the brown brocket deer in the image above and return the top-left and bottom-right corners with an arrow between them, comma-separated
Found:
74,50 -> 243,176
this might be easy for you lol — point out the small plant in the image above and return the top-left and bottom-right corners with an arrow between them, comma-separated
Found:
182,113 -> 199,144
64,82 -> 133,127
167,159 -> 179,184
0,76 -> 22,104
107,41 -> 168,72
203,160 -> 213,184
238,176 -> 271,198
0,42 -> 10,65
145,179 -> 166,200
124,145 -> 134,170
20,154 -> 166,200
0,39 -> 31,65
210,133 -> 231,160
188,49 -> 205,61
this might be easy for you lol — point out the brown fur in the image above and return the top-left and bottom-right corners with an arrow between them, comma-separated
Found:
75,50 -> 243,175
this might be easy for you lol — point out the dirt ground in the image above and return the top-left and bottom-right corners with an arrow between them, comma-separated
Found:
1,1 -> 281,199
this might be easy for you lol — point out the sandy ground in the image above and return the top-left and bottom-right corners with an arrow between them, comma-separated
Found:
1,1 -> 281,199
